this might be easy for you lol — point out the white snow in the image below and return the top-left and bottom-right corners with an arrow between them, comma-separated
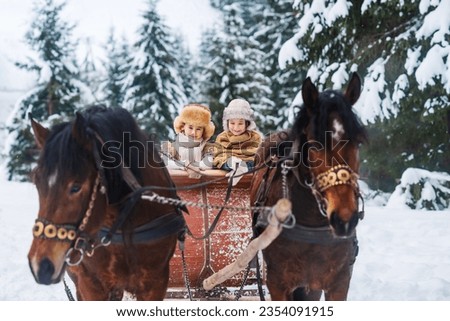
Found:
0,177 -> 449,301
386,168 -> 450,210
278,34 -> 304,70
354,58 -> 394,122
415,44 -> 448,89
417,0 -> 450,43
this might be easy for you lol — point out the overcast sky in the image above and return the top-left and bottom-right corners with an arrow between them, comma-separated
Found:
0,0 -> 221,53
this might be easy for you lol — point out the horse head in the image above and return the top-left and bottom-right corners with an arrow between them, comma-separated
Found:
297,73 -> 367,237
28,111 -> 109,285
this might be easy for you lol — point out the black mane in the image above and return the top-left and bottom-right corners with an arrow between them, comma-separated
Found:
39,105 -> 158,203
291,89 -> 367,146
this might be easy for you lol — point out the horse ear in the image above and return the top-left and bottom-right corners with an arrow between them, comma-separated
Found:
302,77 -> 319,112
29,114 -> 49,149
72,112 -> 89,146
344,73 -> 361,105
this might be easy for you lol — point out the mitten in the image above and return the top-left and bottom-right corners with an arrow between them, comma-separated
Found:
225,161 -> 248,186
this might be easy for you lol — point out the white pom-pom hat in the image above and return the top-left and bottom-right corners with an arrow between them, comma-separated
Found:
222,99 -> 257,132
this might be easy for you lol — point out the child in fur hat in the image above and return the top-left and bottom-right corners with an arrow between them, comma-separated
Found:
162,104 -> 215,175
213,98 -> 262,186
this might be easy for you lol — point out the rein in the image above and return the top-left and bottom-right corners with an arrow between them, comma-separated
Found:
253,147 -> 364,244
32,133 -> 187,267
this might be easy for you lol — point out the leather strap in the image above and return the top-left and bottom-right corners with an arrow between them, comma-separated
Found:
98,211 -> 185,244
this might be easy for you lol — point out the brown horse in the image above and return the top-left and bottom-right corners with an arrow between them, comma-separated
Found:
250,73 -> 367,300
27,106 -> 185,300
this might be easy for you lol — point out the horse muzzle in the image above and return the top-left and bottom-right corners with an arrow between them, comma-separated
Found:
28,238 -> 69,285
329,210 -> 359,238
29,255 -> 67,285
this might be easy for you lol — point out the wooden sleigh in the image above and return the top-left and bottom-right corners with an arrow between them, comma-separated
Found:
166,169 -> 291,300
166,169 -> 258,299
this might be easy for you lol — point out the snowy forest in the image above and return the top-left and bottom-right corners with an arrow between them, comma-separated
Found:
1,0 -> 449,209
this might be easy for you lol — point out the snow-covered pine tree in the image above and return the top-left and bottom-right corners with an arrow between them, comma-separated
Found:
281,0 -> 450,191
197,27 -> 228,130
79,37 -> 102,102
100,29 -> 132,108
123,0 -> 188,140
249,0 -> 304,130
172,33 -> 197,102
230,1 -> 274,135
198,1 -> 272,134
5,0 -> 90,181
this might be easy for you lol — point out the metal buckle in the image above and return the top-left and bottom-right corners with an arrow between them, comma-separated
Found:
65,247 -> 84,266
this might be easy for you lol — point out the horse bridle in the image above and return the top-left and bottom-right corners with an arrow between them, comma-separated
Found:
281,141 -> 364,220
306,163 -> 363,218
32,173 -> 107,266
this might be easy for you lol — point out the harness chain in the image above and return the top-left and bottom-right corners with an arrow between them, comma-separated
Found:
235,264 -> 251,301
63,277 -> 75,301
177,233 -> 193,300
60,150 -> 361,300
142,192 -> 272,214
281,162 -> 290,199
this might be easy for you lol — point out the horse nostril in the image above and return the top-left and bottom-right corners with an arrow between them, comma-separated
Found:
330,212 -> 351,237
330,211 -> 360,237
37,258 -> 55,285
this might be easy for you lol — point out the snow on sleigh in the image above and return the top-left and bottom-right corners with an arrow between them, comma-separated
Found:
166,166 -> 290,300
165,169 -> 273,300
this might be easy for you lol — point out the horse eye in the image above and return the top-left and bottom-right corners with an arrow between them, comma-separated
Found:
70,184 -> 81,194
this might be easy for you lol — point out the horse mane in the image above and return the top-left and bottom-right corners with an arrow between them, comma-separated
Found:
290,89 -> 368,146
40,122 -> 91,182
39,105 -> 160,204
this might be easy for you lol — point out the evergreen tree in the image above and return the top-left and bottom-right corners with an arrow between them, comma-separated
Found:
123,0 -> 188,140
283,0 -> 450,191
197,27 -> 229,130
250,0 -> 305,130
5,0 -> 89,181
172,33 -> 197,102
79,37 -> 102,101
100,29 -> 131,108
198,2 -> 272,134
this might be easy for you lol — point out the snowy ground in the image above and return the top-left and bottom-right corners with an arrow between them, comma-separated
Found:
0,179 -> 449,301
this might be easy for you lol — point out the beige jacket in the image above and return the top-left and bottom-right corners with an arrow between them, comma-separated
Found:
213,130 -> 262,168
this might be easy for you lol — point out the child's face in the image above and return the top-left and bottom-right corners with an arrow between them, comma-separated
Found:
183,123 -> 204,140
228,118 -> 246,136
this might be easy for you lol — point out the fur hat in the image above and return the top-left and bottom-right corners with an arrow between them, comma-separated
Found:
222,98 -> 257,132
173,104 -> 215,140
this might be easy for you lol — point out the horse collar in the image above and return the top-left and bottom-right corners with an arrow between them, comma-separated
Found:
281,223 -> 357,245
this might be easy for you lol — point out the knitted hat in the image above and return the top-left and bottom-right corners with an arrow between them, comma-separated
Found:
173,104 -> 215,140
222,99 -> 257,131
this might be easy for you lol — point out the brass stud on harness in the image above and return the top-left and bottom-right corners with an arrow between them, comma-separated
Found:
316,164 -> 358,192
44,224 -> 57,238
32,219 -> 78,242
67,230 -> 77,241
33,221 -> 44,238
57,227 -> 68,240
337,168 -> 351,182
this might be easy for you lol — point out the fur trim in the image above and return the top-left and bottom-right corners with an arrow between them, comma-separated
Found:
173,104 -> 215,140
222,99 -> 257,132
